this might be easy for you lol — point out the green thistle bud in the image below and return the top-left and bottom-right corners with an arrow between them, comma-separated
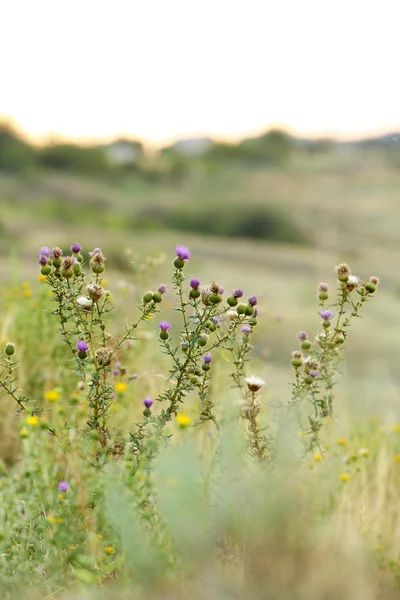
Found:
209,293 -> 222,304
143,407 -> 152,417
205,319 -> 216,332
5,342 -> 15,356
202,363 -> 211,371
322,320 -> 331,329
364,281 -> 376,293
189,288 -> 200,299
227,296 -> 238,307
54,268 -> 61,278
143,292 -> 153,303
335,333 -> 345,344
190,375 -> 199,385
76,253 -> 83,263
40,265 -> 51,276
91,263 -> 105,274
301,340 -> 312,351
248,317 -> 257,326
319,291 -> 329,301
73,263 -> 81,275
53,257 -> 62,268
152,292 -> 163,303
160,330 -> 169,341
173,257 -> 185,269
245,305 -> 254,316
291,358 -> 303,368
61,268 -> 74,279
236,304 -> 246,315
78,350 -> 88,359
198,334 -> 209,347
304,375 -> 314,384
68,396 -> 79,405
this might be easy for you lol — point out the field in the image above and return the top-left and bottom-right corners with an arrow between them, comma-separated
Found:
1,147 -> 400,599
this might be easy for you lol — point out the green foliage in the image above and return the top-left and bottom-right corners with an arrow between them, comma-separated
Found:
38,143 -> 110,175
0,125 -> 37,173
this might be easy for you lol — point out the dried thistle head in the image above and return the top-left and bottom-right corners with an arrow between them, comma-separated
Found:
52,247 -> 63,258
210,281 -> 224,294
335,263 -> 351,282
346,275 -> 360,292
95,347 -> 112,366
61,256 -> 76,270
90,251 -> 105,266
201,285 -> 212,306
87,283 -> 106,302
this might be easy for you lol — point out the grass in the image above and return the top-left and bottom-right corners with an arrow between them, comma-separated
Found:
0,148 -> 399,598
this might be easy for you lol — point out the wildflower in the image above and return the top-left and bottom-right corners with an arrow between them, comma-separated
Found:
347,275 -> 360,291
202,352 -> 213,363
176,414 -> 191,426
291,350 -> 304,368
104,545 -> 115,554
393,454 -> 400,464
45,389 -> 60,402
245,375 -> 265,392
96,534 -> 103,539
19,427 -> 29,438
175,245 -> 190,260
95,347 -> 111,366
248,296 -> 258,306
90,250 -> 106,274
115,382 -> 127,393
158,321 -> 170,331
89,247 -> 102,256
392,424 -> 400,432
77,296 -> 93,309
370,276 -> 380,286
143,396 -> 154,408
365,276 -> 379,294
87,283 -> 105,302
38,273 -> 47,281
320,309 -> 333,320
309,369 -> 319,379
314,453 -> 323,461
70,242 -> 82,253
241,324 -> 251,334
58,480 -> 69,492
232,289 -> 244,298
76,340 -> 89,353
38,254 -> 49,266
190,278 -> 200,288
318,282 -> 329,292
39,246 -> 52,257
358,448 -> 370,457
337,438 -> 349,445
297,331 -> 308,341
25,415 -> 39,425
157,284 -> 167,294
340,473 -> 350,482
209,282 -> 223,304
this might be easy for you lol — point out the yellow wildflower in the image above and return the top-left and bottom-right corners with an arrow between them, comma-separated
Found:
19,427 -> 29,438
47,515 -> 56,523
176,414 -> 191,426
23,289 -> 32,298
314,453 -> 323,462
166,477 -> 178,487
340,473 -> 350,482
115,382 -> 127,393
100,279 -> 108,286
96,534 -> 103,539
69,545 -> 77,551
58,494 -> 64,500
358,448 -> 370,457
56,517 -> 64,523
393,454 -> 400,463
21,281 -> 30,289
104,545 -> 114,554
38,273 -> 47,282
25,415 -> 39,425
376,545 -> 382,552
45,389 -> 61,402
336,438 -> 349,446
393,424 -> 400,432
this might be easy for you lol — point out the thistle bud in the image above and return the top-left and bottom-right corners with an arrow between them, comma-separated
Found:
152,292 -> 163,303
5,342 -> 15,356
198,334 -> 209,347
143,292 -> 153,304
236,304 -> 246,315
40,265 -> 52,276
364,281 -> 376,293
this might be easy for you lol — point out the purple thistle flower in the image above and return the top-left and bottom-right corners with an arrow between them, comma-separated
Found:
202,352 -> 213,363
158,320 -> 171,331
89,248 -> 102,257
143,396 -> 154,408
309,369 -> 319,378
113,370 -> 119,376
58,480 -> 69,492
321,309 -> 334,320
253,308 -> 259,317
175,245 -> 190,260
232,289 -> 243,298
110,392 -> 115,399
212,316 -> 220,325
76,340 -> 89,352
38,254 -> 49,266
241,324 -> 251,334
297,331 -> 308,341
157,284 -> 167,294
190,277 -> 200,289
248,296 -> 258,306
39,246 -> 52,257
70,242 -> 82,253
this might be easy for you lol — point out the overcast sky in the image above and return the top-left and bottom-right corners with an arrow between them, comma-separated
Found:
1,0 -> 399,145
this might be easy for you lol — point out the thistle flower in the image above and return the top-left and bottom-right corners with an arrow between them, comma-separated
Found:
202,352 -> 213,363
76,340 -> 89,353
190,278 -> 200,289
346,275 -> 360,291
245,375 -> 265,392
248,296 -> 258,306
253,308 -> 259,317
158,321 -> 170,331
38,254 -> 49,266
58,481 -> 69,492
309,369 -> 319,379
335,263 -> 351,282
52,247 -> 63,258
157,284 -> 167,294
232,289 -> 243,298
297,331 -> 308,341
70,242 -> 82,253
201,285 -> 212,306
175,245 -> 190,260
39,246 -> 52,257
370,276 -> 380,286
89,248 -> 102,256
320,309 -> 333,320
318,282 -> 329,292
143,396 -> 154,408
241,324 -> 251,334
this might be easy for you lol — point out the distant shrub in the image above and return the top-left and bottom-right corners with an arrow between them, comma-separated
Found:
135,202 -> 309,245
0,125 -> 37,173
38,144 -> 110,175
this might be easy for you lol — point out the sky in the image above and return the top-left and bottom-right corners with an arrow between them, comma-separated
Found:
1,0 -> 399,146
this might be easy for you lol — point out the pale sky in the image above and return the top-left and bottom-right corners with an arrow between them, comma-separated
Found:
1,0 -> 399,145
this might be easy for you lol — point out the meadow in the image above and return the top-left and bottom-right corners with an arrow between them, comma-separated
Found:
1,146 -> 400,599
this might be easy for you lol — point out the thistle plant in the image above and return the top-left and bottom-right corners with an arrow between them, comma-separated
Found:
289,263 -> 380,452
